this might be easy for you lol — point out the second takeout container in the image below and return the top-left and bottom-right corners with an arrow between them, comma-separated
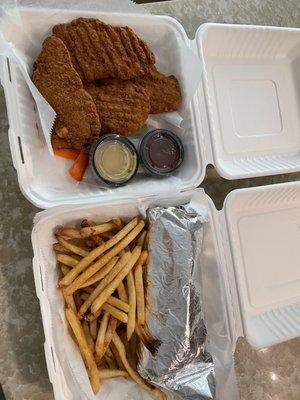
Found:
1,10 -> 300,208
32,182 -> 300,399
1,7 -> 300,400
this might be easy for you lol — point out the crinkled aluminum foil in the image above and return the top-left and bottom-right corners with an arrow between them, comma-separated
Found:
138,206 -> 215,400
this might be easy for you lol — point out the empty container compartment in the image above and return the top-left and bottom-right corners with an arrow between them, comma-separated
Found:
197,24 -> 300,178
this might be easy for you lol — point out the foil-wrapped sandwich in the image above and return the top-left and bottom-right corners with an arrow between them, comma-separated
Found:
138,206 -> 215,400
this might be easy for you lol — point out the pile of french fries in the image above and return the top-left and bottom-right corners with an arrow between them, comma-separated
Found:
53,217 -> 165,400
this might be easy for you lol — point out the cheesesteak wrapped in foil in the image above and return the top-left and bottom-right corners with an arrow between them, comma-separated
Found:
138,205 -> 215,399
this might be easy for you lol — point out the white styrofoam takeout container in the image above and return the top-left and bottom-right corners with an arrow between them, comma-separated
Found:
1,9 -> 300,208
1,7 -> 299,400
32,182 -> 300,400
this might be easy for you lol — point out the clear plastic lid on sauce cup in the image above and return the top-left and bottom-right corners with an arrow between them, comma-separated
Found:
139,129 -> 184,176
90,135 -> 139,187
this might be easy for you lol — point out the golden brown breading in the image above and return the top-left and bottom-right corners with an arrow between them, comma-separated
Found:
134,67 -> 181,114
32,35 -> 101,149
85,80 -> 150,136
51,133 -> 73,149
53,18 -> 155,82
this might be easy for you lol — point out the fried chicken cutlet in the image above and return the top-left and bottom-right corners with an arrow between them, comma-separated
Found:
134,67 -> 181,114
32,35 -> 101,149
53,18 -> 155,82
51,133 -> 73,149
85,80 -> 150,135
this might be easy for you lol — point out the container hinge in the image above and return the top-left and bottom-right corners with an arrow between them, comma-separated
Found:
196,78 -> 214,166
189,38 -> 214,166
217,210 -> 244,343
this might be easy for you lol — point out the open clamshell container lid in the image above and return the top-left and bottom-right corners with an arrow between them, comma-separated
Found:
193,23 -> 300,179
221,181 -> 300,348
1,10 -> 300,208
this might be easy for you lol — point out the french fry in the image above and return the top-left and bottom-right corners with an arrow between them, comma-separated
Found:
85,294 -> 129,318
62,290 -> 77,312
126,271 -> 136,340
53,243 -> 73,254
91,235 -> 104,246
79,222 -> 115,238
128,331 -> 138,369
104,347 -> 117,369
60,217 -> 138,287
65,308 -> 99,394
56,227 -> 82,238
59,264 -> 76,312
85,312 -> 100,322
95,354 -> 108,368
95,311 -> 110,358
60,263 -> 70,276
105,347 -> 114,359
98,369 -> 128,379
137,250 -> 148,267
110,342 -> 125,371
82,320 -> 95,354
119,330 -> 130,354
129,238 -> 137,252
137,230 -> 147,248
81,220 -> 104,246
55,215 -> 157,397
81,292 -> 89,301
91,247 -> 141,315
79,257 -> 119,288
57,253 -> 79,268
90,319 -> 98,341
83,286 -> 94,294
101,231 -> 114,240
85,238 -> 97,248
56,236 -> 89,257
117,281 -> 128,303
111,217 -> 124,229
106,296 -> 129,313
74,292 -> 82,311
66,222 -> 144,295
102,303 -> 128,324
78,253 -> 131,317
104,355 -> 117,369
57,222 -> 115,239
81,219 -> 94,228
98,318 -> 118,360
144,230 -> 150,251
135,324 -> 157,355
134,263 -> 145,325
62,288 -> 77,313
112,333 -> 166,400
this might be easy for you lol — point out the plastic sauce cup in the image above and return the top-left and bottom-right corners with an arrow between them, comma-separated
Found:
139,129 -> 184,176
90,135 -> 139,186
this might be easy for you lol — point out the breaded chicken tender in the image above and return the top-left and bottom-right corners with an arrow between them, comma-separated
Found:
85,80 -> 150,135
134,67 -> 181,114
32,35 -> 101,149
53,18 -> 155,82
